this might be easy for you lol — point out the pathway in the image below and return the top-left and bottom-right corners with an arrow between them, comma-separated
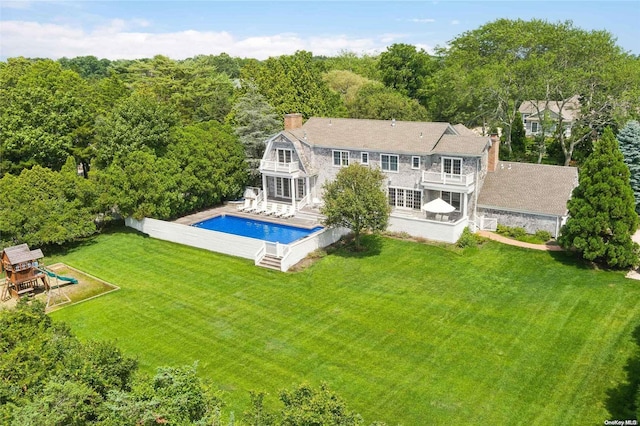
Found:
477,231 -> 564,251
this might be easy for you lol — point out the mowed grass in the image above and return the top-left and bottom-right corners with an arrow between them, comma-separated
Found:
49,229 -> 640,424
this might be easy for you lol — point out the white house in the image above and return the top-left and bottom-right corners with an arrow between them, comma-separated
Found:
257,114 -> 578,243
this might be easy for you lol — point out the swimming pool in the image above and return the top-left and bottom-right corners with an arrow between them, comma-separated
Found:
192,214 -> 323,244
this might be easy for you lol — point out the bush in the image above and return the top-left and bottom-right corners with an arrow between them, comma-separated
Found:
534,230 -> 553,242
496,224 -> 527,239
457,227 -> 478,248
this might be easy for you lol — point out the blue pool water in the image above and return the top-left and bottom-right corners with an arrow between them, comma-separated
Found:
193,214 -> 323,244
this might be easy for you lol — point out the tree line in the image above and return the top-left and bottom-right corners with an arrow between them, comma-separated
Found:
1,18 -> 639,248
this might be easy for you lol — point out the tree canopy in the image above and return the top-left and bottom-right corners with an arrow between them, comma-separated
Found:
241,50 -> 345,118
618,120 -> 640,214
559,128 -> 639,268
321,164 -> 391,250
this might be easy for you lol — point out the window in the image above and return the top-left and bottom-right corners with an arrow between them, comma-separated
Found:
412,156 -> 420,169
381,154 -> 399,172
296,178 -> 305,199
333,150 -> 349,167
276,177 -> 291,198
388,187 -> 421,210
277,149 -> 292,163
361,152 -> 369,165
531,122 -> 539,133
441,191 -> 461,211
443,157 -> 462,175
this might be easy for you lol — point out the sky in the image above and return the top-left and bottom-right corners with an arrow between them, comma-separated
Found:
1,1 -> 639,61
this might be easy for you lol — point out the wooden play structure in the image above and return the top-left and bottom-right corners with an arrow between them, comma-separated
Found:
1,244 -> 77,306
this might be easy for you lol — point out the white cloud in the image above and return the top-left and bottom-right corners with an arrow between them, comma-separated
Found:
0,20 -> 389,60
409,18 -> 436,23
450,19 -> 460,25
0,1 -> 32,10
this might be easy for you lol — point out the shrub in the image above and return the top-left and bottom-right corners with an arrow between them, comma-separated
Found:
496,224 -> 527,239
457,227 -> 478,248
534,230 -> 553,242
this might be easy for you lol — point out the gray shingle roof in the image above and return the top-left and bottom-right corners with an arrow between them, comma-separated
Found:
2,244 -> 44,265
518,95 -> 580,122
477,162 -> 578,216
287,117 -> 460,154
432,135 -> 487,156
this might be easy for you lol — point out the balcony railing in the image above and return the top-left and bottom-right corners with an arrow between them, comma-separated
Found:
260,160 -> 300,173
422,171 -> 474,186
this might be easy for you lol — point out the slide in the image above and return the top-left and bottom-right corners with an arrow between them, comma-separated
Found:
36,267 -> 78,285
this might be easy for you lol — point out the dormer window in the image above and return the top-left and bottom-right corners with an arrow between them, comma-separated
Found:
277,149 -> 292,163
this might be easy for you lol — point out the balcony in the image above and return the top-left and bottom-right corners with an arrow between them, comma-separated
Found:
421,171 -> 475,191
260,160 -> 300,174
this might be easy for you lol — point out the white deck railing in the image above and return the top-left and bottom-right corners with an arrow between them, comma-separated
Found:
422,171 -> 474,186
260,160 -> 299,173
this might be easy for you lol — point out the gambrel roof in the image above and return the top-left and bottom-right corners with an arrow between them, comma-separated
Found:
478,162 -> 578,216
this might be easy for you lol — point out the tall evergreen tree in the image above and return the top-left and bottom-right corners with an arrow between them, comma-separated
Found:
229,83 -> 280,185
618,120 -> 640,214
559,127 -> 639,268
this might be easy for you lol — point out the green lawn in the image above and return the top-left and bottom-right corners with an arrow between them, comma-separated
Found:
49,229 -> 640,424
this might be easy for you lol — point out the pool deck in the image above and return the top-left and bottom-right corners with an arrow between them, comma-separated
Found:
173,203 -> 324,229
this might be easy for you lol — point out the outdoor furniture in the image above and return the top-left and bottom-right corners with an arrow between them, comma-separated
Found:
237,199 -> 251,211
264,204 -> 280,216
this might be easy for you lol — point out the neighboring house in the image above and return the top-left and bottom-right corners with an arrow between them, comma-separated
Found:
258,114 -> 577,243
519,95 -> 580,137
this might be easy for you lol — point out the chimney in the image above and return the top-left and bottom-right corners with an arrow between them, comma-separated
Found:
488,133 -> 500,172
284,113 -> 303,130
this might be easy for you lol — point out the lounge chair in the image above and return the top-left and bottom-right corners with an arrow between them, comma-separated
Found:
255,202 -> 269,215
245,199 -> 259,213
264,203 -> 280,216
237,199 -> 251,211
282,205 -> 295,219
274,205 -> 288,218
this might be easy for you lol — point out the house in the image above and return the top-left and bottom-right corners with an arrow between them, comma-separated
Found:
257,114 -> 578,243
477,162 -> 578,237
519,95 -> 580,137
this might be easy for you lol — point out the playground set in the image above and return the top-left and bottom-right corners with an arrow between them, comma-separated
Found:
1,243 -> 78,307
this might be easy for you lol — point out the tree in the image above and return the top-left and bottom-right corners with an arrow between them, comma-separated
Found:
426,18 -> 639,164
0,58 -> 95,176
229,84 -> 280,184
503,112 -> 526,160
241,50 -> 345,118
378,43 -> 436,104
0,159 -> 97,248
320,50 -> 380,80
617,120 -> 640,214
559,128 -> 639,268
348,82 -> 429,121
279,383 -> 363,426
58,55 -> 111,80
321,164 -> 391,251
169,121 -> 247,213
94,150 -> 182,220
94,92 -> 179,168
